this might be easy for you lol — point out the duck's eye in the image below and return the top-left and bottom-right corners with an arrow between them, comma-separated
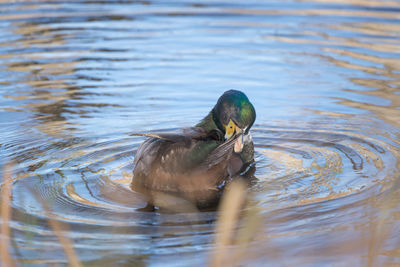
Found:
224,119 -> 238,140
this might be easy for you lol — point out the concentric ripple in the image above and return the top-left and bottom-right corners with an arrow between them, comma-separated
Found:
252,125 -> 398,208
4,120 -> 399,265
1,0 -> 400,265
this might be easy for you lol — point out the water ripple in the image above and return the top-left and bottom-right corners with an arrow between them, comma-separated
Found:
1,0 -> 400,265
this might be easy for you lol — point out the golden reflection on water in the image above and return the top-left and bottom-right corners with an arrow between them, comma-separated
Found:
331,22 -> 400,37
1,0 -> 400,265
298,0 -> 400,8
230,8 -> 400,19
274,16 -> 400,132
263,145 -> 346,202
274,33 -> 400,54
2,18 -> 121,137
3,21 -> 78,136
66,183 -> 101,207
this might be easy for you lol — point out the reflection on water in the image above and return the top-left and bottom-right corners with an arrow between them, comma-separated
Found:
0,0 -> 400,265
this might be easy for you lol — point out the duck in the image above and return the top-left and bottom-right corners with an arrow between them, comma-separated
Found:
131,90 -> 256,209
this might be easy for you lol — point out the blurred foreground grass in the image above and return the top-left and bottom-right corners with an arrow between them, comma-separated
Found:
0,163 -> 82,267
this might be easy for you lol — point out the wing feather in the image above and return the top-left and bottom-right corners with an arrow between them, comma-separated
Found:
131,127 -> 212,144
199,134 -> 238,169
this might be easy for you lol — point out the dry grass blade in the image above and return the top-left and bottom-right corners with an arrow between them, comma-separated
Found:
30,189 -> 82,267
233,202 -> 262,263
211,179 -> 247,267
1,164 -> 16,267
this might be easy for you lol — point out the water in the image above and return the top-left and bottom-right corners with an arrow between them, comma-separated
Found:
1,0 -> 400,265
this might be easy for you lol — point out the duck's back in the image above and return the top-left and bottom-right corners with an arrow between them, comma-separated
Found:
131,127 -> 236,204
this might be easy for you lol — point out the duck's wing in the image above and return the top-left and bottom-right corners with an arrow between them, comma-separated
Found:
132,128 -> 236,171
132,127 -> 215,176
133,137 -> 162,177
198,133 -> 237,169
131,132 -> 190,144
143,127 -> 235,172
132,129 -> 239,198
131,127 -> 214,144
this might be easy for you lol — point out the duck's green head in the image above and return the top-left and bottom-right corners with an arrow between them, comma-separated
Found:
212,90 -> 256,151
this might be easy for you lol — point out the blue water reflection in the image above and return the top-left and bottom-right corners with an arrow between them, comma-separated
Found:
0,0 -> 399,265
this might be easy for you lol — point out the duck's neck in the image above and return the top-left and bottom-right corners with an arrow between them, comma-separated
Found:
196,110 -> 219,132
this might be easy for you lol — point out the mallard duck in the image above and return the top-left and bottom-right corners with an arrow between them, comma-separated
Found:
131,90 -> 256,208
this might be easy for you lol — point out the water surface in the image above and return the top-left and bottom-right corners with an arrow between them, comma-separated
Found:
1,0 -> 400,266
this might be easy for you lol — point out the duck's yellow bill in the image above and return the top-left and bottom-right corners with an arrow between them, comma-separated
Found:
224,119 -> 244,153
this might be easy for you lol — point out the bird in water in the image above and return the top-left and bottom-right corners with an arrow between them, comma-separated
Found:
131,90 -> 256,209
